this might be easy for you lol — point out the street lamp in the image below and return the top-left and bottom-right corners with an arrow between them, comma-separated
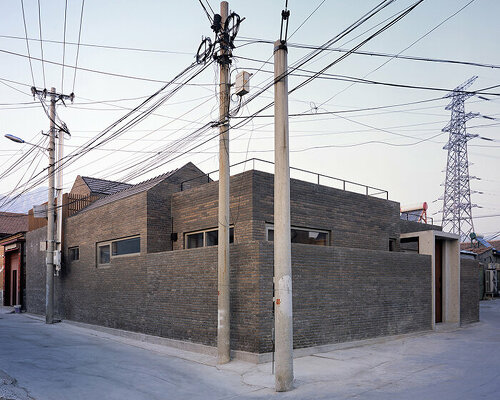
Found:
4,134 -> 25,144
4,130 -> 57,324
4,134 -> 49,152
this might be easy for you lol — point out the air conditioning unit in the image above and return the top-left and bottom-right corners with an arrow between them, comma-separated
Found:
485,269 -> 497,295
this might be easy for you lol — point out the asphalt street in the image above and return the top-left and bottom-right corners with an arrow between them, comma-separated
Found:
1,300 -> 499,399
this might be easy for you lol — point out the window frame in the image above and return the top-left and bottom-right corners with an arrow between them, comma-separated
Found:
266,224 -> 330,246
185,226 -> 235,249
96,235 -> 141,266
68,246 -> 80,261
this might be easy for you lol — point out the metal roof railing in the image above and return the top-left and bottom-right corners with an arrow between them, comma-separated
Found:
180,158 -> 389,200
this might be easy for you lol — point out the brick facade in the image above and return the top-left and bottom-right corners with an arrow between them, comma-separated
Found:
400,220 -> 442,234
460,258 -> 481,325
23,167 -> 473,355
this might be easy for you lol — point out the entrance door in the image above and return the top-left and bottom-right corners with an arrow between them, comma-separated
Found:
11,270 -> 17,306
435,240 -> 443,323
7,252 -> 21,306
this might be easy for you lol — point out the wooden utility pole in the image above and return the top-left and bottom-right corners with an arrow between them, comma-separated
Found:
217,0 -> 231,364
273,40 -> 293,391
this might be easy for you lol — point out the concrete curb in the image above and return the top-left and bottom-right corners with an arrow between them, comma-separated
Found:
22,312 -> 437,364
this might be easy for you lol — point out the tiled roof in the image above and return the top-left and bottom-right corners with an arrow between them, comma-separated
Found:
79,169 -> 178,213
81,176 -> 132,196
461,239 -> 500,255
0,212 -> 28,235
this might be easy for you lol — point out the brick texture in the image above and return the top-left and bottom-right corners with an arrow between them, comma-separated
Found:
460,258 -> 480,325
252,171 -> 401,250
400,220 -> 442,234
24,168 -> 439,354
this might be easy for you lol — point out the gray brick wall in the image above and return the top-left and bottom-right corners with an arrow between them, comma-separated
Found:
251,171 -> 401,251
400,220 -> 442,234
25,227 -> 47,315
171,172 -> 254,250
172,170 -> 402,251
24,168 -> 434,354
25,238 -> 432,353
256,243 -> 432,352
460,258 -> 480,325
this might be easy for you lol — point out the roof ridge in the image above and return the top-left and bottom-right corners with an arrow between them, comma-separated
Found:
81,176 -> 132,185
126,168 -> 179,188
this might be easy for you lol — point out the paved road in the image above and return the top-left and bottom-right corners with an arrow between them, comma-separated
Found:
1,300 -> 499,399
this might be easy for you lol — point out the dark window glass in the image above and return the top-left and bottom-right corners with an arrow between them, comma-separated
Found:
99,245 -> 110,264
389,238 -> 397,252
400,238 -> 419,253
69,247 -> 79,261
205,228 -> 234,247
187,232 -> 204,248
267,228 -> 274,241
268,228 -> 328,246
206,230 -> 218,246
112,237 -> 140,256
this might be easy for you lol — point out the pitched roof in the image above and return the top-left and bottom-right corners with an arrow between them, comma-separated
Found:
81,176 -> 132,196
0,212 -> 28,236
79,169 -> 179,214
461,239 -> 500,255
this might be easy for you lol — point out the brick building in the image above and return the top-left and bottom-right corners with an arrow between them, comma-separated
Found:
0,212 -> 28,307
24,161 -> 480,360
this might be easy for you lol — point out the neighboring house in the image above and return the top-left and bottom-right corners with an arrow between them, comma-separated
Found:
461,239 -> 500,265
24,162 -> 480,361
461,239 -> 500,297
0,212 -> 28,307
0,212 -> 27,239
70,175 -> 133,198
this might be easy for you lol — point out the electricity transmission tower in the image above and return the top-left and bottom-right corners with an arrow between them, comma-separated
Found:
441,76 -> 479,242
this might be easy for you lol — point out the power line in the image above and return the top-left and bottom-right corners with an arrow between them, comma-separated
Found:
61,0 -> 68,93
20,0 -> 36,87
231,0 -> 426,133
72,0 -> 86,93
288,0 -> 327,40
235,39 -> 500,70
0,48 -> 217,86
0,34 -> 192,55
37,0 -> 46,88
233,59 -> 500,96
318,0 -> 478,106
197,0 -> 213,24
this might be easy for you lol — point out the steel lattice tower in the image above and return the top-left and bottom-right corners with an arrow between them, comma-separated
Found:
441,76 -> 479,242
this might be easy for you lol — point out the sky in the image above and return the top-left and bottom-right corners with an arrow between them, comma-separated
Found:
0,0 -> 499,240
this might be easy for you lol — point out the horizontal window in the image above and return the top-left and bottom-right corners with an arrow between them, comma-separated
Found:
185,227 -> 234,249
266,225 -> 329,246
97,236 -> 140,265
69,246 -> 79,261
112,237 -> 140,256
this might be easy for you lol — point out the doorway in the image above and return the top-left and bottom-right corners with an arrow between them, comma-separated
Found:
435,239 -> 443,323
4,251 -> 21,306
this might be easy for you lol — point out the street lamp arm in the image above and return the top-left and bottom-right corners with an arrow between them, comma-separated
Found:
4,134 -> 49,152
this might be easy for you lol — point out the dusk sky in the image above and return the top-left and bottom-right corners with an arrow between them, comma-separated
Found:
1,0 -> 498,238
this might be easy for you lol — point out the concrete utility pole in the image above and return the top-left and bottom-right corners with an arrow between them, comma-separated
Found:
31,85 -> 74,324
273,40 -> 293,391
217,0 -> 231,364
46,87 -> 56,324
55,118 -> 64,276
